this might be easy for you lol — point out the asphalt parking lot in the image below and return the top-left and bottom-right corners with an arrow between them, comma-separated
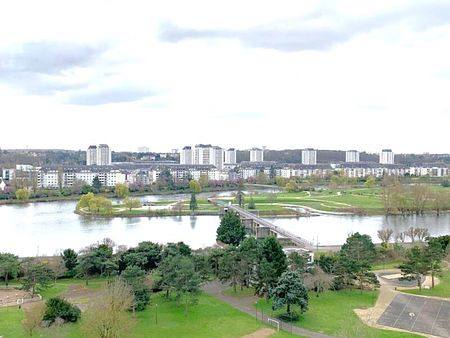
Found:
377,293 -> 450,337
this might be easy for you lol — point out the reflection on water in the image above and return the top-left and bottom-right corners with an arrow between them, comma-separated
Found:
0,189 -> 449,256
269,214 -> 450,247
79,215 -> 112,227
190,216 -> 197,229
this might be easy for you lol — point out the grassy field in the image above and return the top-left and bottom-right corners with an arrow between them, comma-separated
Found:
0,279 -> 297,338
402,269 -> 450,298
215,188 -> 387,215
79,184 -> 450,217
256,289 -> 423,338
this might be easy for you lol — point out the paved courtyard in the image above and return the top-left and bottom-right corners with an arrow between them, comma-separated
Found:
377,293 -> 450,337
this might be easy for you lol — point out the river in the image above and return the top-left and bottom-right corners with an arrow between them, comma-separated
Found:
1,192 -> 449,256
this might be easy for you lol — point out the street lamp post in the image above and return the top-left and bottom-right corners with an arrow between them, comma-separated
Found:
155,304 -> 158,325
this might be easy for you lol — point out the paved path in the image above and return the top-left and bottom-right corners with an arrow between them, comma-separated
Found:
355,269 -> 447,338
203,281 -> 335,338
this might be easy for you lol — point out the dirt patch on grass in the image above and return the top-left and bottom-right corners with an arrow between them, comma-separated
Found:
61,285 -> 101,312
0,288 -> 34,307
242,328 -> 276,338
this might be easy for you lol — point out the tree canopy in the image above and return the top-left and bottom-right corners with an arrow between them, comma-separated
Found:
216,211 -> 246,246
270,270 -> 309,319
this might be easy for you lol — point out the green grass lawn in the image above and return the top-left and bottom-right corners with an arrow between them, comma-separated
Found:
371,260 -> 402,271
402,269 -> 450,298
135,292 -> 297,338
256,290 -> 423,338
0,282 -> 298,338
0,308 -> 27,337
214,188 -> 387,214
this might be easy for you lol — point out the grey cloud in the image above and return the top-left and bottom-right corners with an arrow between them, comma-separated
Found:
159,1 -> 450,51
0,41 -> 106,75
64,86 -> 155,106
0,41 -> 107,94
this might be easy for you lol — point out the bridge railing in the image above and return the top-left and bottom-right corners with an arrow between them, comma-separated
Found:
228,205 -> 313,249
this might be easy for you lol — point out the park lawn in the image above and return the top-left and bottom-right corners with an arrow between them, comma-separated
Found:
256,290 -> 423,338
1,288 -> 299,338
403,269 -> 450,298
371,260 -> 402,271
39,277 -> 107,299
0,307 -> 28,338
134,292 -> 302,338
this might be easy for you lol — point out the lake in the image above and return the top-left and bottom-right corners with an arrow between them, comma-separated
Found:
1,193 -> 449,256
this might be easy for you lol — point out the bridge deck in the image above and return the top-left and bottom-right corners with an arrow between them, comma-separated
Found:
227,205 -> 313,250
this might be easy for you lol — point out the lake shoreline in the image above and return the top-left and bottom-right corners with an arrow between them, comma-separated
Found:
0,186 -> 246,206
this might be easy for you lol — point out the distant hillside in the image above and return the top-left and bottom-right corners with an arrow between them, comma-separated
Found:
237,149 -> 449,165
1,149 -> 448,168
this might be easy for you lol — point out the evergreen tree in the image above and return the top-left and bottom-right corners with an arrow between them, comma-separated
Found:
270,270 -> 309,320
400,246 -> 430,290
61,249 -> 78,277
189,193 -> 198,213
121,265 -> 151,311
92,176 -> 102,192
0,253 -> 20,286
21,260 -> 54,295
216,211 -> 246,246
336,232 -> 378,291
256,236 -> 287,296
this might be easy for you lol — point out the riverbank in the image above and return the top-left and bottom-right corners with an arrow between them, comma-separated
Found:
0,186 -> 243,206
74,207 -> 317,218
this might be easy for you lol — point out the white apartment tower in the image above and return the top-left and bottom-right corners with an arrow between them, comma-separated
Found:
194,144 -> 211,165
86,145 -> 97,165
191,144 -> 224,169
224,148 -> 237,164
346,150 -> 360,163
210,146 -> 224,169
180,146 -> 193,165
380,149 -> 394,164
97,144 -> 112,165
302,148 -> 317,165
250,148 -> 264,162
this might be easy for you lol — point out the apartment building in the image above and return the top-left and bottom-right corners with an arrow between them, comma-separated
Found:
250,148 -> 264,162
301,148 -> 317,165
380,149 -> 394,165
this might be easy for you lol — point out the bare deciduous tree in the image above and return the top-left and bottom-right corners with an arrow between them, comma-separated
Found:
394,232 -> 406,243
410,185 -> 430,215
22,302 -> 45,338
405,227 -> 416,243
377,229 -> 394,246
414,227 -> 430,242
431,191 -> 450,215
81,277 -> 136,338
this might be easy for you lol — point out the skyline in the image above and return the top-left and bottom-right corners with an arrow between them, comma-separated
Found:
1,0 -> 450,153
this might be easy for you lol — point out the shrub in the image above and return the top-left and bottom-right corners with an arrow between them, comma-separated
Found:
43,297 -> 81,323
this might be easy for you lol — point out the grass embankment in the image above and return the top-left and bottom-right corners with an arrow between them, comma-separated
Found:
0,278 -> 293,338
253,289 -> 423,338
402,269 -> 450,298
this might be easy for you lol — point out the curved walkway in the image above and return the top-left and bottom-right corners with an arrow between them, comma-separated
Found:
203,281 -> 335,338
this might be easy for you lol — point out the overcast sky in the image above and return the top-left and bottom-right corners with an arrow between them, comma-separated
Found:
1,0 -> 449,154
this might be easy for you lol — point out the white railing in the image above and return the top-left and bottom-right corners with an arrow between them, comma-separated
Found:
228,205 -> 313,248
